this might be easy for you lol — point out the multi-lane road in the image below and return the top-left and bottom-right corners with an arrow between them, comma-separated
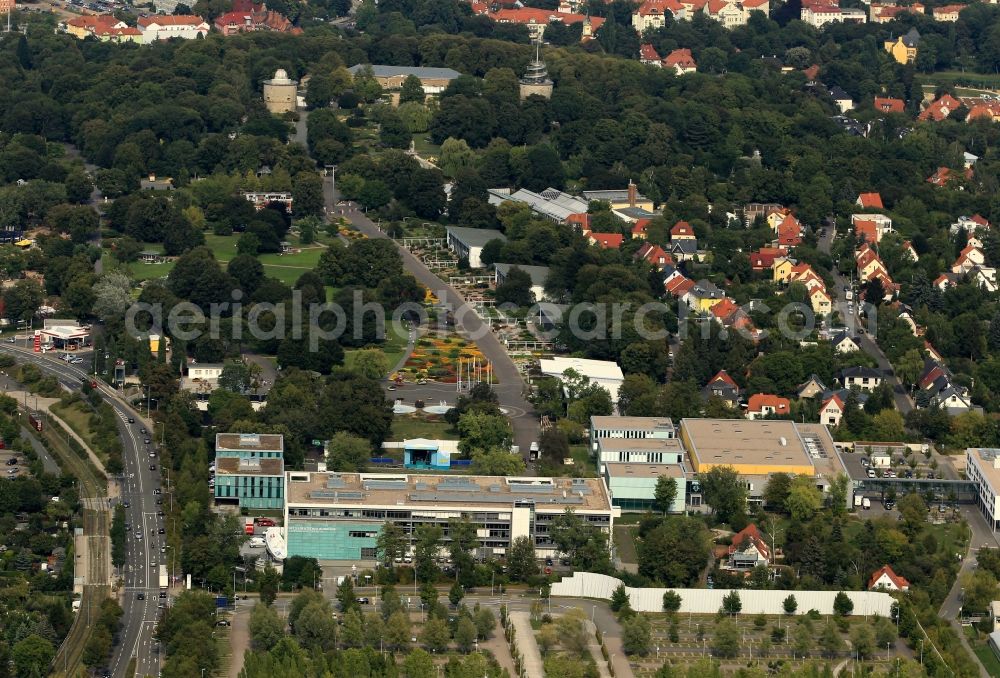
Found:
0,343 -> 163,677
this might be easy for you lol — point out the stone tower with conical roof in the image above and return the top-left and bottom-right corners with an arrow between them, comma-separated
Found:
519,40 -> 553,101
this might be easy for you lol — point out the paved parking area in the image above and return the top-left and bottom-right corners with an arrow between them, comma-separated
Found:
0,449 -> 26,479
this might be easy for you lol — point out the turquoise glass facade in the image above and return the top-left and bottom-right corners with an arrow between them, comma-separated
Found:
214,474 -> 284,510
286,520 -> 380,560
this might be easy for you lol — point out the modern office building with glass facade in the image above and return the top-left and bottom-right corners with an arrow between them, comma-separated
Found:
214,432 -> 285,510
283,472 -> 617,562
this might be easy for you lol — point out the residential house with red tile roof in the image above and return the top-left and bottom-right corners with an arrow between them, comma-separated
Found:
750,247 -> 783,271
663,48 -> 697,74
670,220 -> 696,240
566,213 -> 590,231
870,2 -> 924,22
490,7 -> 603,40
902,241 -> 919,262
927,166 -> 972,187
711,297 -> 756,337
639,43 -> 662,65
746,394 -> 790,420
727,523 -> 770,569
633,0 -> 687,32
951,245 -> 986,275
856,192 -> 884,210
874,96 -> 905,114
854,219 -> 879,244
918,93 -> 961,121
137,15 -> 209,42
932,4 -> 965,21
587,232 -> 624,249
631,219 -> 652,239
214,4 -> 301,35
635,242 -> 673,270
777,221 -> 803,249
802,64 -> 820,81
64,15 -> 142,42
665,275 -> 695,297
868,564 -> 910,591
820,393 -> 845,427
966,99 -> 1000,123
703,369 -> 741,407
701,0 -> 768,28
851,213 -> 893,243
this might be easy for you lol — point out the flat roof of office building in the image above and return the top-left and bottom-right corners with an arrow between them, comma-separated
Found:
596,438 -> 684,452
970,448 -> 1000,491
286,472 -> 613,512
216,432 -> 284,453
681,419 -> 814,471
603,463 -> 686,479
216,456 -> 284,476
540,357 -> 624,382
591,416 -> 675,432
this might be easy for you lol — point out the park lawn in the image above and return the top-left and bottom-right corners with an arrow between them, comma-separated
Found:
411,133 -> 441,160
127,259 -> 175,281
203,234 -> 239,263
387,415 -> 459,442
203,233 -> 328,286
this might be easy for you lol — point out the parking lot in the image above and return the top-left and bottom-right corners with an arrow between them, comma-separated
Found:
839,446 -> 958,482
0,449 -> 26,479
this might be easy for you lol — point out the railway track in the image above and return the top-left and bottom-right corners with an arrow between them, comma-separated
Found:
39,412 -> 111,677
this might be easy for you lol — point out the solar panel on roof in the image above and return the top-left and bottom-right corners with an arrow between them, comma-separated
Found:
310,490 -> 365,500
364,480 -> 409,490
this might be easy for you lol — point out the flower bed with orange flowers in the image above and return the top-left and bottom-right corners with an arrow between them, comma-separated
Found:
401,333 -> 495,383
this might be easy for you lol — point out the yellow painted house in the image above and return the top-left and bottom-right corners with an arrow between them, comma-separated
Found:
884,29 -> 920,64
683,279 -> 726,313
858,255 -> 887,282
772,257 -> 795,283
809,288 -> 832,315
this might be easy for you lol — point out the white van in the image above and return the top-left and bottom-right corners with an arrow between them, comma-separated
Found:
862,498 -> 871,510
853,495 -> 862,507
249,537 -> 265,548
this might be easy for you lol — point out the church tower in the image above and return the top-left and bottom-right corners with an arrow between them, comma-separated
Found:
519,40 -> 553,101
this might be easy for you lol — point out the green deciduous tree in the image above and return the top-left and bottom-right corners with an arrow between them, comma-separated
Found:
722,590 -> 742,616
654,475 -> 678,515
638,516 -> 711,586
325,431 -> 372,472
506,535 -> 538,582
699,466 -> 747,528
248,602 -> 284,651
712,619 -> 739,658
622,614 -> 652,656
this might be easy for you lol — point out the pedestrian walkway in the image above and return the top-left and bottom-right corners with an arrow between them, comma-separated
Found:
509,611 -> 544,678
481,624 -> 518,677
386,323 -> 417,378
585,620 -> 613,678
